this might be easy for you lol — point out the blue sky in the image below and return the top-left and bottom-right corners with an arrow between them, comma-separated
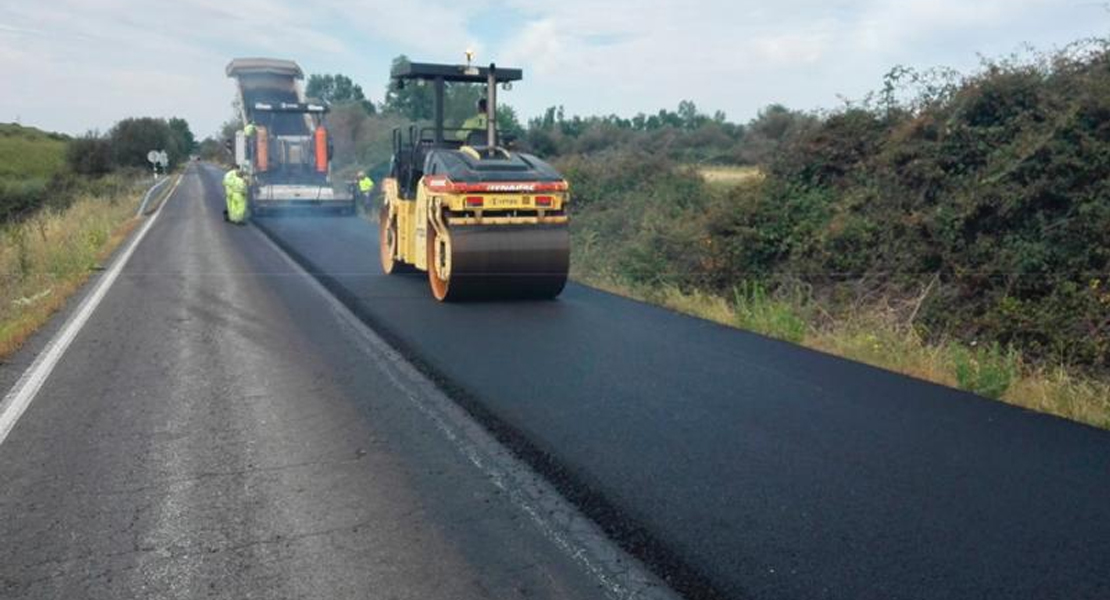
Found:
1,0 -> 1106,137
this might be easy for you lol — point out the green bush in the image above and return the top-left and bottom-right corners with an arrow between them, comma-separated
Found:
557,149 -> 715,290
66,134 -> 114,175
951,343 -> 1019,399
734,44 -> 1110,371
0,179 -> 49,222
561,41 -> 1110,374
732,282 -> 808,343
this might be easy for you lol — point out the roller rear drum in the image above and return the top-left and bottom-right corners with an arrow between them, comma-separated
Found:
427,224 -> 569,301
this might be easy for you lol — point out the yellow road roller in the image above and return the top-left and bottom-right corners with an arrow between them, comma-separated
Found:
379,58 -> 569,301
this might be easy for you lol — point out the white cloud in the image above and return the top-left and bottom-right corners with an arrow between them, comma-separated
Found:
0,0 -> 1104,135
489,0 -> 1104,122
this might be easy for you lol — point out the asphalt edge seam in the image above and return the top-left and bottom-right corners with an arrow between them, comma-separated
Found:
248,213 -> 689,600
251,213 -> 730,600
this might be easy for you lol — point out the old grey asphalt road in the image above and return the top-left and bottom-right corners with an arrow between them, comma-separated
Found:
0,164 -> 669,600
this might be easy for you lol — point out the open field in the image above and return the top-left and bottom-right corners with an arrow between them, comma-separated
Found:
697,165 -> 763,188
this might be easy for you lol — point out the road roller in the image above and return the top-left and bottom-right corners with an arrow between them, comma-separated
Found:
380,57 -> 570,301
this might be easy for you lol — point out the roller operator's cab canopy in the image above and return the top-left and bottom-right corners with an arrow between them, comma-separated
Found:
390,61 -> 523,148
390,62 -> 523,85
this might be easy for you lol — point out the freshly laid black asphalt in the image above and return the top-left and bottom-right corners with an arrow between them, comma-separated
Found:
0,165 -> 618,600
256,174 -> 1110,599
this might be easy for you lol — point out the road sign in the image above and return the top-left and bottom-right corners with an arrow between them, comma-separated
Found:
148,150 -> 169,167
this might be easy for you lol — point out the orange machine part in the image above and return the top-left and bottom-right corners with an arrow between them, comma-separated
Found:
255,127 -> 269,172
314,126 -> 328,173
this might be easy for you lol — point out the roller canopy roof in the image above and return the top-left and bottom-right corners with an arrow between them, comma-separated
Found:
391,62 -> 523,84
226,58 -> 304,79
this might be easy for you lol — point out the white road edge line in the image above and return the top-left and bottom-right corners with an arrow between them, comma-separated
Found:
251,221 -> 683,600
0,171 -> 184,446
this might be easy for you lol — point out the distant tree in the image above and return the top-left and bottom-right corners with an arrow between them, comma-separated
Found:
443,82 -> 483,125
530,106 -> 564,131
307,73 -> 375,114
382,55 -> 435,121
65,118 -> 195,176
217,101 -> 244,145
496,104 -> 524,138
196,137 -> 227,163
670,99 -> 697,128
108,117 -> 178,168
167,117 -> 197,158
65,131 -> 114,175
306,74 -> 332,101
220,119 -> 241,143
750,104 -> 799,141
734,104 -> 818,164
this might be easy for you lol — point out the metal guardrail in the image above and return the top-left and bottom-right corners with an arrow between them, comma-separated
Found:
135,176 -> 173,217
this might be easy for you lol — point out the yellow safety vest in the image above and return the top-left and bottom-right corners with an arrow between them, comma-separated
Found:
457,114 -> 489,140
358,176 -> 375,193
226,173 -> 247,195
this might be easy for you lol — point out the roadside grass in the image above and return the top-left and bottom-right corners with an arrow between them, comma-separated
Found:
576,273 -> 1110,430
0,182 -> 152,359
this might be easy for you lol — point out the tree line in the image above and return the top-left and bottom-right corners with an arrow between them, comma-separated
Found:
0,117 -> 197,223
68,117 -> 197,175
296,54 -> 814,182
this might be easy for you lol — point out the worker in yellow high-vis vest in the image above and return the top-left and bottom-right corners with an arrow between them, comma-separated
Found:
457,98 -> 489,142
223,166 -> 249,225
357,171 -> 375,207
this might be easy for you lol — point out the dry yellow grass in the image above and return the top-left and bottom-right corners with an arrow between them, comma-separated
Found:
698,166 -> 765,187
579,275 -> 1110,430
807,325 -> 956,387
1005,368 -> 1110,429
0,185 -> 148,358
